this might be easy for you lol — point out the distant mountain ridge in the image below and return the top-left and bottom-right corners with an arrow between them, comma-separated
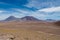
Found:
4,16 -> 39,21
2,16 -> 56,22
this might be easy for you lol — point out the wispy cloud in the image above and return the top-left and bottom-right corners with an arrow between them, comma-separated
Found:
25,0 -> 60,9
0,11 -> 11,20
39,6 -> 60,12
0,10 -> 5,13
0,7 -> 60,20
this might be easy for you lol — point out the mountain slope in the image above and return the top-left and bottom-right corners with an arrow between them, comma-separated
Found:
4,16 -> 20,21
20,16 -> 39,21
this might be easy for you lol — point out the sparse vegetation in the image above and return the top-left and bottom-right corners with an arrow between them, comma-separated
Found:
0,21 -> 60,40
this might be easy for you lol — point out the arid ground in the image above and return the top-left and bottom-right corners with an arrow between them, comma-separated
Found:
0,21 -> 60,40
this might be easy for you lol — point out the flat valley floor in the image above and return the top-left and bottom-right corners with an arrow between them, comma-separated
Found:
0,21 -> 60,40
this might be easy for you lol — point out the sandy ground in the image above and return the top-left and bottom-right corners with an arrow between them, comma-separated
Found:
0,21 -> 60,40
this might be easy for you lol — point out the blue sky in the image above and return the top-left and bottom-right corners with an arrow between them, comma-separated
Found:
0,0 -> 60,20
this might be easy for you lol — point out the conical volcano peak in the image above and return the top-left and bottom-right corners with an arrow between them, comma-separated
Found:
8,16 -> 16,18
21,16 -> 39,21
5,16 -> 20,21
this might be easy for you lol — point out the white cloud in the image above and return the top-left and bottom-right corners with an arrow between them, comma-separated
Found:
11,8 -> 46,19
25,0 -> 40,8
12,8 -> 34,15
25,0 -> 59,9
12,8 -> 60,20
39,6 -> 60,12
0,11 -> 4,13
0,14 -> 11,20
30,13 -> 47,20
0,10 -> 6,13
14,9 -> 29,13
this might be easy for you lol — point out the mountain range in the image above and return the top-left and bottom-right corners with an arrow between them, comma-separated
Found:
4,16 -> 39,21
0,16 -> 55,22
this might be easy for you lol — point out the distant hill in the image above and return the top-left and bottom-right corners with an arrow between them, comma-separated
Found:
46,19 -> 56,22
20,16 -> 39,21
4,16 -> 20,21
